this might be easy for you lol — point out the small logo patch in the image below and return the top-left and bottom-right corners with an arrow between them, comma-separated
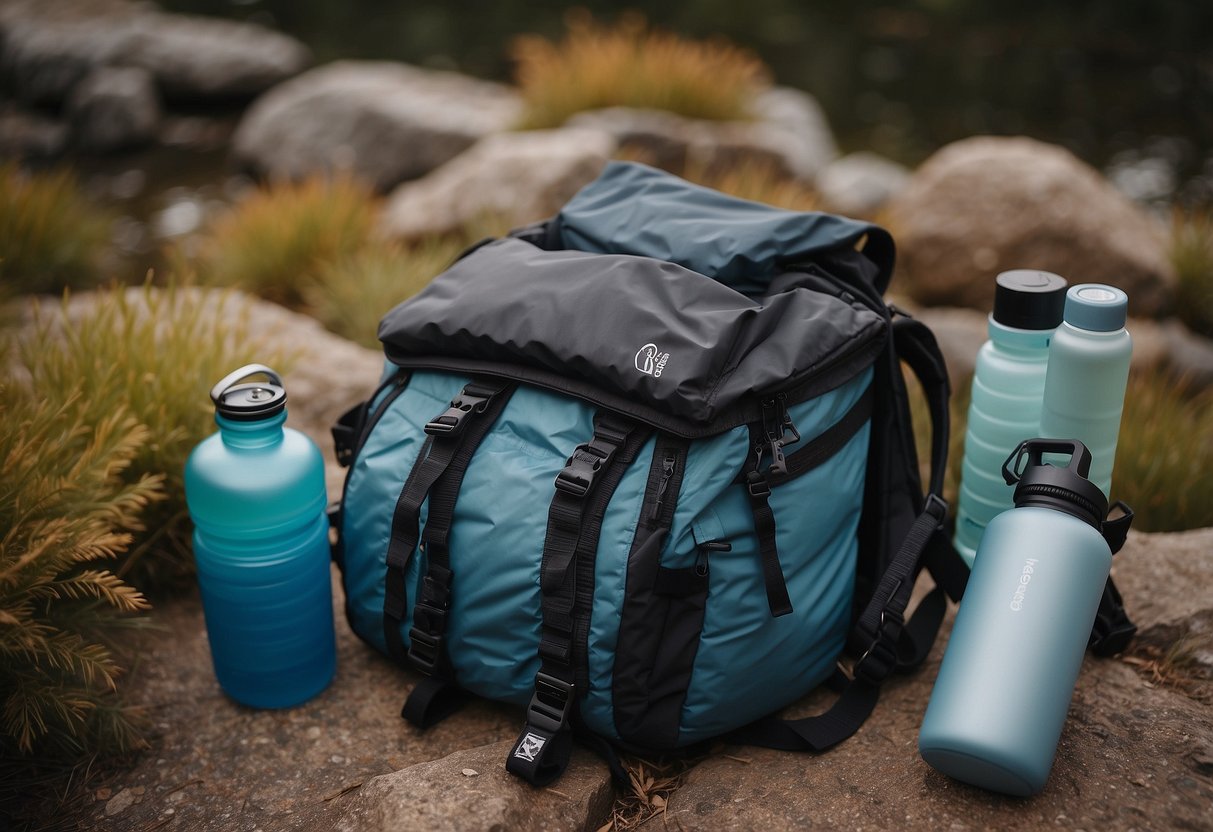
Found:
634,343 -> 670,378
514,732 -> 547,763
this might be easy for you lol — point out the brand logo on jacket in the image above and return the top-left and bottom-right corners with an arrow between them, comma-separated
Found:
514,732 -> 546,763
634,343 -> 670,377
1010,558 -> 1039,611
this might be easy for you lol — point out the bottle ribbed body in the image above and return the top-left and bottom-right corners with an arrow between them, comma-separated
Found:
1039,322 -> 1132,498
954,320 -> 1053,566
184,412 -> 335,708
919,507 -> 1111,796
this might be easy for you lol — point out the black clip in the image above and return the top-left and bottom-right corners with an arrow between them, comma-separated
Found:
761,394 -> 800,477
853,607 -> 905,686
425,389 -> 494,437
526,672 -> 574,733
554,440 -> 616,498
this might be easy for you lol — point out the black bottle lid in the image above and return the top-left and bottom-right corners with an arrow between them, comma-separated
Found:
992,270 -> 1069,330
1002,438 -> 1108,528
210,364 -> 287,421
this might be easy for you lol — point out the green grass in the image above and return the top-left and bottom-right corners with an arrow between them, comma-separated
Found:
0,163 -> 112,296
513,12 -> 770,129
1170,209 -> 1213,337
186,176 -> 380,309
13,282 -> 290,589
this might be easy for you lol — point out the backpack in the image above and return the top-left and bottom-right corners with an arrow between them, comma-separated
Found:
329,161 -> 1130,787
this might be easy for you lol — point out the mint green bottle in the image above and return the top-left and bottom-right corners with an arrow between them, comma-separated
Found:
954,270 -> 1068,567
1039,285 -> 1132,499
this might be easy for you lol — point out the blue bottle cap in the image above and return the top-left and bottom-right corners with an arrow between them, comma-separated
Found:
1063,284 -> 1128,332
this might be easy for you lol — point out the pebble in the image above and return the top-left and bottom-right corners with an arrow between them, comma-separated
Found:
104,788 -> 136,816
461,768 -> 479,777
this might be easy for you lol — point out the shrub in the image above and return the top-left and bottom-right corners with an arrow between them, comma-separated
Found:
0,163 -> 112,296
14,282 -> 289,588
1170,209 -> 1213,337
307,238 -> 467,349
513,12 -> 770,129
1112,371 -> 1213,532
0,386 -> 159,759
187,176 -> 379,309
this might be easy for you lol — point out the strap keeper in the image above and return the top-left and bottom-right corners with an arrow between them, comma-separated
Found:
923,493 -> 948,528
407,630 -> 442,674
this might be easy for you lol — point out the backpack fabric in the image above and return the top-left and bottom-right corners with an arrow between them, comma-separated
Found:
331,161 -> 966,786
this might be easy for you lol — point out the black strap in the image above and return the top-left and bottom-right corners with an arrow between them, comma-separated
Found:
382,380 -> 514,666
507,413 -> 649,786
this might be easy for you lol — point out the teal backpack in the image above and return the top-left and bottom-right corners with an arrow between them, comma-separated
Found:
331,161 -> 969,786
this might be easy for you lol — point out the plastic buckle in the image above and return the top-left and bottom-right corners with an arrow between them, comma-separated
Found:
554,443 -> 613,498
526,672 -> 574,734
853,608 -> 904,686
407,629 -> 441,673
424,391 -> 492,437
745,470 -> 771,500
923,493 -> 949,528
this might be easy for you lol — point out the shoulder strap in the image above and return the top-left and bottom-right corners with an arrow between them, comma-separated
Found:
507,412 -> 651,785
382,380 -> 515,666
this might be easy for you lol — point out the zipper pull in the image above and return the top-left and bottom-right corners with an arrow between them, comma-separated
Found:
760,394 -> 800,477
650,454 -> 677,521
694,540 -> 731,579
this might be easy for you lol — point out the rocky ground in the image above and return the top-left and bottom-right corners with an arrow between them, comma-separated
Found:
24,296 -> 1211,832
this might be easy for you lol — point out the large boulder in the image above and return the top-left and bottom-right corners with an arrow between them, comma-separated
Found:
817,151 -> 911,217
0,0 -> 310,104
232,61 -> 523,191
565,85 -> 837,183
380,128 -> 615,239
886,136 -> 1176,317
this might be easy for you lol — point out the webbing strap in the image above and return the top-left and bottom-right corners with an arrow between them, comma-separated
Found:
507,413 -> 649,786
382,379 -> 514,666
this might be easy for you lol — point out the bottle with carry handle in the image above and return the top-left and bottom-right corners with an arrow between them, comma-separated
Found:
920,438 -> 1133,796
953,270 -> 1068,566
184,364 -> 336,708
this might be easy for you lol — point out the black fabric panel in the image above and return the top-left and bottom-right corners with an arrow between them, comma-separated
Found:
379,238 -> 885,426
612,436 -> 696,749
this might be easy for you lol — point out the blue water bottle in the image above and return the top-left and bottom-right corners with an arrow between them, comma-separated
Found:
184,364 -> 336,708
919,438 -> 1129,795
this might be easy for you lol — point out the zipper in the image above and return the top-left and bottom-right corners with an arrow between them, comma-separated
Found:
649,453 -> 677,521
694,539 -> 731,578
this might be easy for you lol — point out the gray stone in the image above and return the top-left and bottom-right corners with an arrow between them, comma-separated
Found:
66,65 -> 159,152
296,741 -> 613,832
668,527 -> 1213,830
0,0 -> 309,104
566,86 -> 837,183
233,61 -> 523,191
886,136 -> 1177,318
817,151 -> 912,217
0,105 -> 69,158
381,128 -> 615,240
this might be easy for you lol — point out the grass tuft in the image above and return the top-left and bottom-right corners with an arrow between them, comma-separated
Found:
13,281 -> 289,588
186,176 -> 380,309
0,163 -> 112,296
513,11 -> 770,129
1169,209 -> 1213,337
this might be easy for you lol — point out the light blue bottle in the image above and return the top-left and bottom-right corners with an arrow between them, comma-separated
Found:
954,270 -> 1068,567
184,365 -> 336,708
1039,284 -> 1132,499
920,439 -> 1116,796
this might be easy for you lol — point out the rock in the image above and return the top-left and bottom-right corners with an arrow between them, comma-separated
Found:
0,0 -> 309,104
296,741 -> 613,832
817,151 -> 912,217
667,527 -> 1213,830
381,128 -> 615,239
233,61 -> 523,191
66,65 -> 159,152
0,105 -> 69,158
886,136 -> 1177,318
566,86 -> 837,184
748,85 -> 839,180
